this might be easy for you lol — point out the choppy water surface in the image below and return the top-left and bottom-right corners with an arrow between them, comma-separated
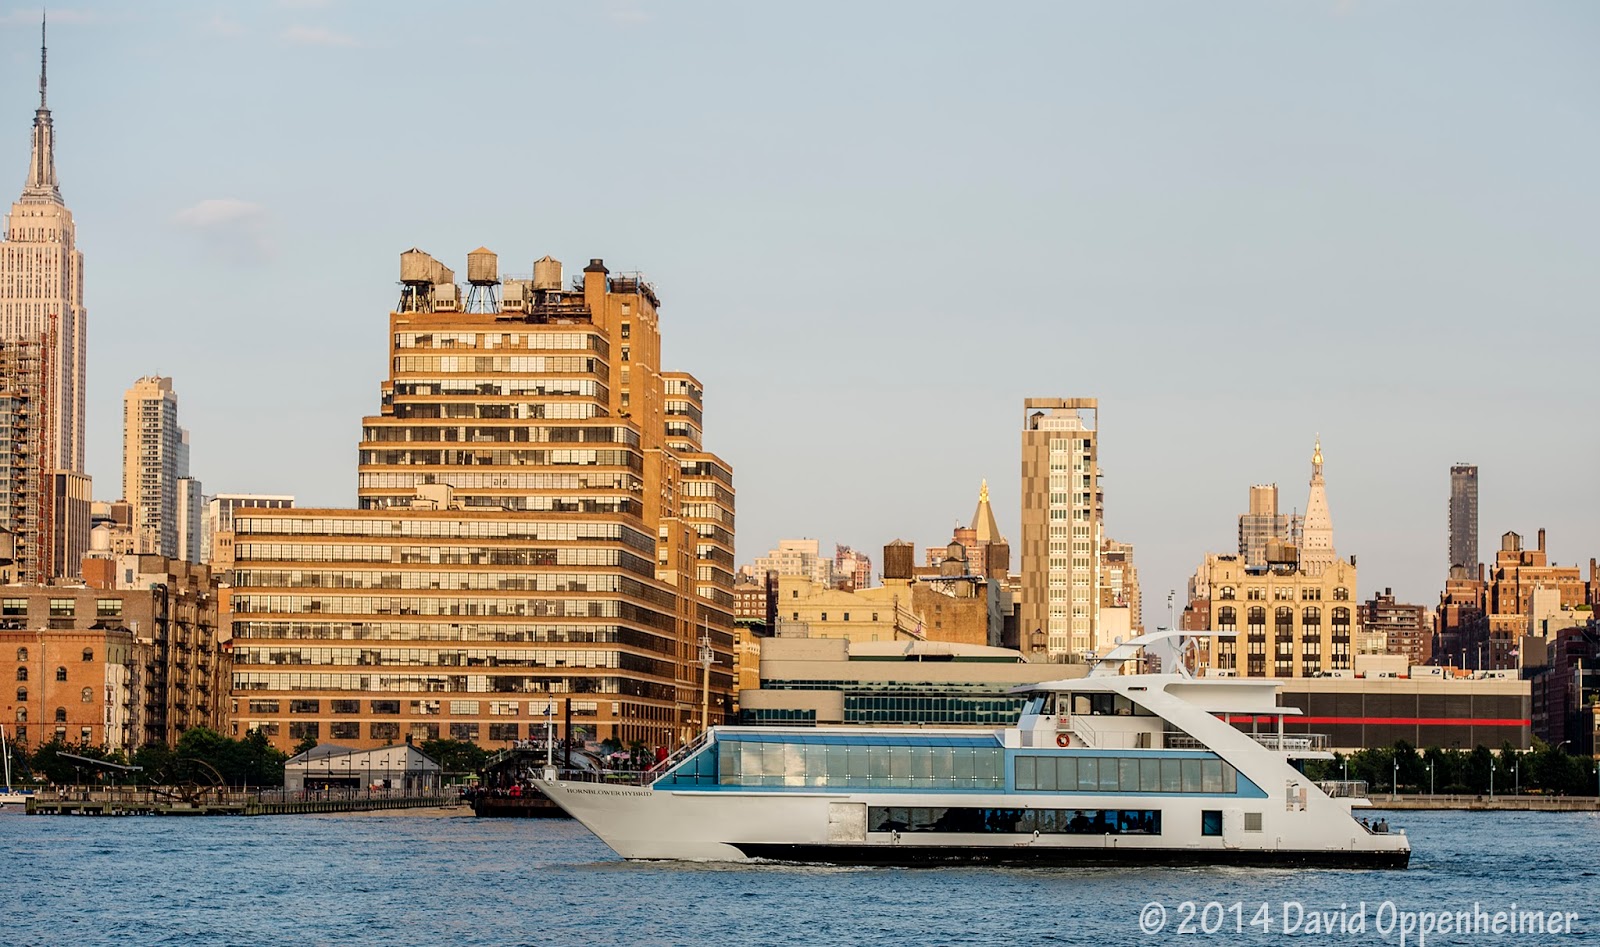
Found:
1,807 -> 1594,946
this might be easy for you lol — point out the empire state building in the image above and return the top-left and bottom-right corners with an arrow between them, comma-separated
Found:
1,20 -> 90,580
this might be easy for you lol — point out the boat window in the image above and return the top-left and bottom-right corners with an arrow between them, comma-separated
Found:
1112,695 -> 1137,716
1181,760 -> 1203,793
1077,758 -> 1098,791
1201,810 -> 1223,836
869,806 -> 1162,836
1021,696 -> 1044,717
714,738 -> 1006,790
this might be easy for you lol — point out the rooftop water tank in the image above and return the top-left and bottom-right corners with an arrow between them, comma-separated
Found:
533,255 -> 563,291
467,247 -> 498,285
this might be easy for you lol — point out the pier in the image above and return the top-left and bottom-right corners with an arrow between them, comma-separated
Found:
1368,795 -> 1600,812
24,787 -> 457,817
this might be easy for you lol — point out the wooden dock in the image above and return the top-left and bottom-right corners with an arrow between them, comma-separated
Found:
25,788 -> 456,817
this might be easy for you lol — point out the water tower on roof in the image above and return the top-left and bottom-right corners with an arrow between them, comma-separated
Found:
465,247 -> 500,313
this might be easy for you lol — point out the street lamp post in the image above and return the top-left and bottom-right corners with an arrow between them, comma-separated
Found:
1393,758 -> 1399,800
1489,757 -> 1494,799
1514,756 -> 1520,796
1428,760 -> 1435,797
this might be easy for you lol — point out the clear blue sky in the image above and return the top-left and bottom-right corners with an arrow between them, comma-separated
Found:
6,1 -> 1597,610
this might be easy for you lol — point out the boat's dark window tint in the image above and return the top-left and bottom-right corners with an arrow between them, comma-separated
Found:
1201,810 -> 1223,836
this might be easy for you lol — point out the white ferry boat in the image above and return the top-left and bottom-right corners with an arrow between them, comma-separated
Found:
535,635 -> 1410,868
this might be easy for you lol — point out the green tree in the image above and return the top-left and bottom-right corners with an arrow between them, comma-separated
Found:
29,739 -> 117,785
290,734 -> 320,758
419,738 -> 487,777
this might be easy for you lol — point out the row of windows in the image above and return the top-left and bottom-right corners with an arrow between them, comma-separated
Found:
14,658 -> 94,681
392,378 -> 607,399
236,517 -> 649,542
233,646 -> 660,674
361,423 -> 636,447
714,741 -> 1007,789
393,355 -> 606,376
394,331 -> 606,353
236,646 -> 634,665
231,672 -> 679,702
359,448 -> 642,471
248,697 -> 586,717
1217,587 -> 1349,601
235,556 -> 658,591
393,400 -> 608,421
2,599 -> 121,618
358,474 -> 642,498
1014,755 -> 1240,795
238,533 -> 655,564
14,686 -> 97,702
231,593 -> 670,623
869,807 -> 1162,836
229,622 -> 678,654
1215,607 -> 1352,625
269,720 -> 541,742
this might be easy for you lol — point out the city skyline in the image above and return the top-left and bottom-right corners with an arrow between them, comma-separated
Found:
6,2 -> 1596,608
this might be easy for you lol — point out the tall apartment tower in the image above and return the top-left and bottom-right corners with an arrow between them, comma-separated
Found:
1021,398 -> 1102,659
0,22 -> 90,580
1449,464 -> 1478,576
229,248 -> 735,753
1299,439 -> 1337,575
122,376 -> 192,559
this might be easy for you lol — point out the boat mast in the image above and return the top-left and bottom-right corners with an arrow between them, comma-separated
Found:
698,619 -> 713,736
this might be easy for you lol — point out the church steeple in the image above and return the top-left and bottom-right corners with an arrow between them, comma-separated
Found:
21,12 -> 60,204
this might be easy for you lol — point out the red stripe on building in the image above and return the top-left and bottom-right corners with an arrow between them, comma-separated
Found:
1223,714 -> 1528,727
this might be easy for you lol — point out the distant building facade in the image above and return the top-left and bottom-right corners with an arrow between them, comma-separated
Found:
1200,548 -> 1359,678
123,376 -> 194,559
1020,398 -> 1102,659
1362,588 -> 1432,668
3,555 -> 227,750
228,249 -> 735,753
833,544 -> 872,590
1237,484 -> 1301,569
752,539 -> 833,589
1448,464 -> 1478,575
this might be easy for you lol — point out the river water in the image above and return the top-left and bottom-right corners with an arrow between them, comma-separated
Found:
1,807 -> 1593,946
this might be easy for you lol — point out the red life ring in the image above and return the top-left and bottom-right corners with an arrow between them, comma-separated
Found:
1056,733 -> 1071,748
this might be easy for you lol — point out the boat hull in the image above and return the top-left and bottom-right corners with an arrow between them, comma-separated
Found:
534,779 -> 1411,869
732,842 -> 1409,869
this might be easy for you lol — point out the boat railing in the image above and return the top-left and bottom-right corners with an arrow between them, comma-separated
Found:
644,728 -> 715,784
1165,730 -> 1329,753
1067,716 -> 1156,749
549,768 -> 654,788
1317,779 -> 1370,799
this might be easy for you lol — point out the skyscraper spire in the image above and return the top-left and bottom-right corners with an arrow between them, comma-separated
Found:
1301,437 -> 1336,573
22,10 -> 59,203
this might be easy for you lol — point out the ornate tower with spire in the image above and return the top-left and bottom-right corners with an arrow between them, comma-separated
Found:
968,478 -> 1011,579
1,16 -> 91,580
1300,437 -> 1337,574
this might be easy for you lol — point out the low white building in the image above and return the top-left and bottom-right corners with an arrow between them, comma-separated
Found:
284,743 -> 442,793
